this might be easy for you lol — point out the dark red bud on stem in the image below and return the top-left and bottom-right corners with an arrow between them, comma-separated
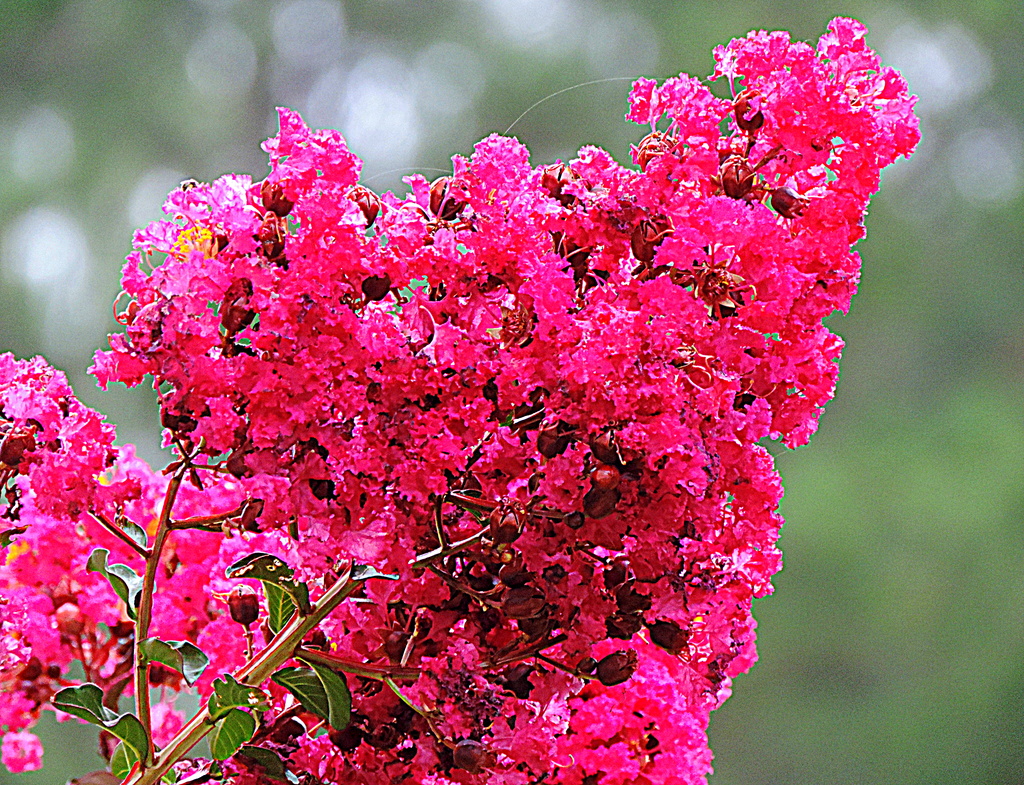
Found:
228,585 -> 259,627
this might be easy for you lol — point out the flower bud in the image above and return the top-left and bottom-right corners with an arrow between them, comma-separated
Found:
348,185 -> 382,225
540,163 -> 582,208
228,585 -> 259,627
588,431 -> 620,466
238,498 -> 264,532
502,586 -> 546,619
575,656 -> 597,675
453,740 -> 495,773
260,179 -> 294,217
583,486 -> 619,518
648,620 -> 688,653
721,156 -> 755,199
55,602 -> 84,637
328,724 -> 363,751
563,511 -> 586,530
770,186 -> 809,219
590,463 -> 620,491
536,422 -> 572,458
0,428 -> 35,466
361,273 -> 392,302
429,177 -> 468,221
733,89 -> 765,133
18,657 -> 43,681
606,611 -> 643,640
596,649 -> 638,686
630,217 -> 674,264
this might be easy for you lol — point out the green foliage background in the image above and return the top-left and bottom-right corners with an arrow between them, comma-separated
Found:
1,1 -> 1022,783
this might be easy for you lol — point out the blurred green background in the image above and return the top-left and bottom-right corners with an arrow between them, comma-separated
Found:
1,0 -> 1022,783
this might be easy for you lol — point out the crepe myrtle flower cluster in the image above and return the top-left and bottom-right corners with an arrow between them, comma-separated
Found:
0,18 -> 916,785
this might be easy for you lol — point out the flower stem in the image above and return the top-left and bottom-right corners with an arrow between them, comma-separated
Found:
126,566 -> 364,785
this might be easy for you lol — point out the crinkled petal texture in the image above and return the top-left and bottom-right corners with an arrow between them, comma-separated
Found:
2,18 -> 916,784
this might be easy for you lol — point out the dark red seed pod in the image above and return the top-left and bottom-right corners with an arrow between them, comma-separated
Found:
633,131 -> 673,172
228,585 -> 259,627
564,511 -> 586,530
304,628 -> 328,650
384,631 -> 408,662
502,664 -> 534,699
770,186 -> 810,219
596,649 -> 638,686
361,273 -> 392,302
576,656 -> 598,675
720,156 -> 755,199
648,620 -> 689,653
18,657 -> 43,682
498,563 -> 532,588
502,586 -> 547,620
536,423 -> 572,458
366,724 -> 398,750
606,612 -> 643,640
590,463 -> 620,491
348,185 -> 382,225
615,583 -> 652,614
588,431 -> 620,466
267,716 -> 306,744
630,217 -> 674,264
55,603 -> 84,637
540,163 -> 581,208
603,560 -> 628,589
238,498 -> 264,532
453,739 -> 495,773
429,176 -> 468,221
489,501 -> 526,544
260,179 -> 294,217
308,478 -> 336,500
257,213 -> 286,260
517,612 -> 552,639
0,429 -> 36,466
733,89 -> 765,133
583,486 -> 620,519
328,724 -> 363,751
220,278 -> 255,335
226,449 -> 251,479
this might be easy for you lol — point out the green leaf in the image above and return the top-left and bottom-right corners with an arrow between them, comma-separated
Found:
139,638 -> 209,685
120,520 -> 149,549
263,582 -> 297,635
209,708 -> 256,760
225,552 -> 294,582
110,742 -> 139,780
208,674 -> 268,721
52,683 -> 149,760
350,564 -> 400,582
307,660 -> 351,730
271,667 -> 330,721
238,746 -> 300,783
86,548 -> 143,621
225,553 -> 311,615
1,526 -> 27,548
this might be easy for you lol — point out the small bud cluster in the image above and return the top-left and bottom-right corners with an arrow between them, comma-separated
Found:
0,18 -> 917,784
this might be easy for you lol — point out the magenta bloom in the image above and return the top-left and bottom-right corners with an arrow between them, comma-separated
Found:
0,18 -> 917,784
1,731 -> 43,773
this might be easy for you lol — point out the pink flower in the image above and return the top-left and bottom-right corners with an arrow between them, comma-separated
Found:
1,731 -> 43,773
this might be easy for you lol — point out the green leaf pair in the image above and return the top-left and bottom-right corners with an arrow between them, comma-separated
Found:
207,674 -> 270,760
272,660 -> 351,730
138,638 -> 209,685
225,553 -> 311,628
52,683 -> 149,763
86,548 -> 143,620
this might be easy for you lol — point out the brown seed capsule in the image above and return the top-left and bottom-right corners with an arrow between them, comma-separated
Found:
429,176 -> 468,221
536,422 -> 572,458
361,273 -> 392,301
590,463 -> 620,491
238,498 -> 264,532
348,185 -> 382,225
615,583 -> 652,614
498,563 -> 532,588
733,89 -> 765,133
55,602 -> 84,637
540,163 -> 582,208
384,630 -> 408,662
633,131 -> 674,172
502,586 -> 547,620
603,560 -> 628,589
588,431 -> 620,466
583,486 -> 620,518
18,657 -> 43,682
648,620 -> 688,653
489,500 -> 526,544
260,179 -> 294,217
220,278 -> 255,335
721,156 -> 755,199
0,429 -> 36,466
228,585 -> 259,627
606,612 -> 643,640
770,186 -> 810,219
453,739 -> 495,773
257,212 -> 286,261
564,511 -> 586,530
596,649 -> 638,686
630,217 -> 674,264
328,724 -> 364,751
575,656 -> 598,675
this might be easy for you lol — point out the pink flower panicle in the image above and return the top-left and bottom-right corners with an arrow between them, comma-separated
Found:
1,18 -> 917,784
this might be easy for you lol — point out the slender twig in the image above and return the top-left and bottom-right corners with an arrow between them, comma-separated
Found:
410,525 -> 489,568
297,647 -> 420,682
133,466 -> 186,766
168,503 -> 246,531
384,678 -> 446,743
88,511 -> 150,559
486,634 -> 568,668
127,565 -> 365,785
535,654 -> 591,680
